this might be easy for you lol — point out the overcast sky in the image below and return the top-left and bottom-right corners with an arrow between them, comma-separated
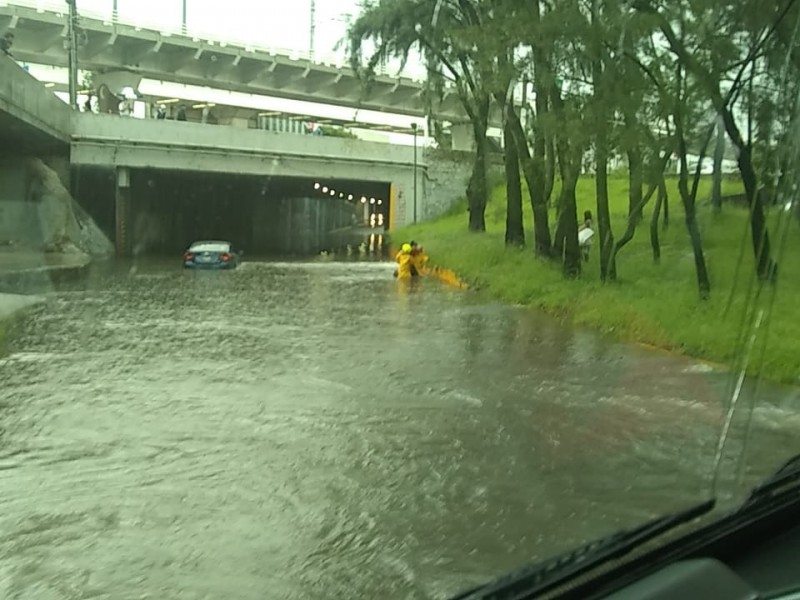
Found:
62,0 -> 367,63
20,0 -> 438,143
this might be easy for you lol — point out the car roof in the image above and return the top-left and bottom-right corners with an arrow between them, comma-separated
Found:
189,240 -> 231,247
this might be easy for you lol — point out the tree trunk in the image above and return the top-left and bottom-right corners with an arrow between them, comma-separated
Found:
683,199 -> 711,300
532,0 -> 556,211
676,146 -> 710,298
553,136 -> 581,277
733,140 -> 776,280
552,193 -> 567,260
548,75 -> 580,276
612,147 -> 671,272
467,139 -> 487,232
544,134 -> 556,206
611,182 -> 658,274
711,115 -> 725,213
627,147 -> 644,224
662,181 -> 670,230
559,175 -> 581,278
595,140 -> 615,280
650,179 -> 665,263
591,0 -> 615,280
466,97 -> 490,233
678,148 -> 711,299
505,99 -> 551,256
503,120 -> 525,247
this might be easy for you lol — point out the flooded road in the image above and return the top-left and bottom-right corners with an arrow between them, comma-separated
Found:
1,259 -> 798,599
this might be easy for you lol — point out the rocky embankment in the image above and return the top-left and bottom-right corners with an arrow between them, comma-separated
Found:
0,157 -> 112,331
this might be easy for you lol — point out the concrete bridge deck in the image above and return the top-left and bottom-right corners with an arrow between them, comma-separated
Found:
0,1 -> 498,125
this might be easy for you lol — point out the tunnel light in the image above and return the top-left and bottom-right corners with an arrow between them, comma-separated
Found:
330,190 -> 336,196
314,182 -> 321,190
322,186 -> 328,193
347,194 -> 353,200
360,197 -> 367,203
377,199 -> 383,205
369,198 -> 376,205
339,192 -> 344,198
44,82 -> 56,88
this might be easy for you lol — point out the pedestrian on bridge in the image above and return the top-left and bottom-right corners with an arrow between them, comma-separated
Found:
1,32 -> 13,56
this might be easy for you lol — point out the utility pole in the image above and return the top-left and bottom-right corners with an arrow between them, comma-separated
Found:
112,0 -> 118,21
66,0 -> 79,109
182,0 -> 187,34
309,0 -> 316,60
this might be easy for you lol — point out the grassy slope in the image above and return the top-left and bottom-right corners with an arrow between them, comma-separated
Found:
397,175 -> 800,384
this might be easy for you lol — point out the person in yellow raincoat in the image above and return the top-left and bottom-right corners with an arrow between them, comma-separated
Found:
409,241 -> 428,277
394,243 -> 414,280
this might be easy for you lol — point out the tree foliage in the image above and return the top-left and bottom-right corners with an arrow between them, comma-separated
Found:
346,0 -> 800,293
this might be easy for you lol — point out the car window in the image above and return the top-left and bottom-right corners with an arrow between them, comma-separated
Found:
189,242 -> 229,253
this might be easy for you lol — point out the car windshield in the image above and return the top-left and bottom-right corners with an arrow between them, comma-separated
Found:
1,1 -> 799,599
189,242 -> 229,253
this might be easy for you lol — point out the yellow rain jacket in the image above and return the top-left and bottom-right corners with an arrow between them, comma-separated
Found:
395,244 -> 414,280
410,248 -> 429,275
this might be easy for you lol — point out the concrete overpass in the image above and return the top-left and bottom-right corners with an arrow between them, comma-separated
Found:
0,43 -> 70,152
1,55 -> 471,256
70,112 -> 423,185
0,1 -> 504,127
69,111 -> 425,252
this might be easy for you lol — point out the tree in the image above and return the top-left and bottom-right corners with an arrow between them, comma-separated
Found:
710,116 -> 726,212
588,0 -> 617,280
549,86 -> 585,277
487,0 -> 554,256
673,62 -> 713,299
346,0 -> 492,232
504,121 -> 525,246
633,0 -> 785,281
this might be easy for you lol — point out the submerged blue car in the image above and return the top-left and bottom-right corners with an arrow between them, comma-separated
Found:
183,240 -> 240,269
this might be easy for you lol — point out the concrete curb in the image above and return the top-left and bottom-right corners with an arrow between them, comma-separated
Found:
0,260 -> 91,294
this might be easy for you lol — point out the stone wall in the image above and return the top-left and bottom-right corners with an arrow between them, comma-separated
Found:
420,148 -> 505,221
421,148 -> 473,220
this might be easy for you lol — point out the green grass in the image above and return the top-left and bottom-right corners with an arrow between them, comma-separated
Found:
397,174 -> 800,385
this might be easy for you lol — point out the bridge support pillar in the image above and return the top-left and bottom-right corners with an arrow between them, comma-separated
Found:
115,167 -> 131,257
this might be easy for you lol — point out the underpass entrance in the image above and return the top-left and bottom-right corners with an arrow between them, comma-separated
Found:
72,167 -> 392,258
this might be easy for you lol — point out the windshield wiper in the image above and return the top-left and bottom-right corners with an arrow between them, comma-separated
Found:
449,499 -> 715,600
741,452 -> 800,508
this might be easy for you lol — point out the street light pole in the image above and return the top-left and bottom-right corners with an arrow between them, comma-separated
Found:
182,0 -> 187,34
309,0 -> 316,60
112,0 -> 118,21
411,122 -> 418,223
66,0 -> 79,109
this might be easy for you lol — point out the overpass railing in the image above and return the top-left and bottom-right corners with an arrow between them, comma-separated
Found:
70,112 -> 423,168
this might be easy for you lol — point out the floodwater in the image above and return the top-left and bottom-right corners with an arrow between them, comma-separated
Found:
1,258 -> 798,599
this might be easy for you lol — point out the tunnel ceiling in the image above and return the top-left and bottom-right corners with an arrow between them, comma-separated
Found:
135,169 -> 390,202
